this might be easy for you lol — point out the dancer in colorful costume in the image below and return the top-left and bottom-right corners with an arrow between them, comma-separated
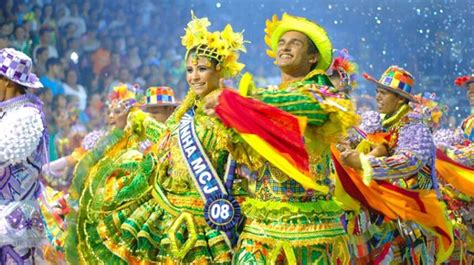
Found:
0,48 -> 48,264
143,86 -> 179,123
63,83 -> 163,264
205,13 -> 359,264
326,48 -> 358,95
335,66 -> 453,264
434,73 -> 474,263
441,73 -> 474,164
139,86 -> 180,152
70,13 -> 254,264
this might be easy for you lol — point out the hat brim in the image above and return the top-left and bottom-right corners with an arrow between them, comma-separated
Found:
0,72 -> 43,89
144,102 -> 180,108
271,16 -> 332,71
363,73 -> 416,102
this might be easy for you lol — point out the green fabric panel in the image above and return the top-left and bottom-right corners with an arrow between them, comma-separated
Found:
256,90 -> 329,126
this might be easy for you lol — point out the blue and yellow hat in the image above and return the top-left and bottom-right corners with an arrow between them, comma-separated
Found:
363,65 -> 416,101
145,86 -> 179,107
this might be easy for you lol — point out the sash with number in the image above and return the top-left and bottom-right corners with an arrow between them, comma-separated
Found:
177,108 -> 241,247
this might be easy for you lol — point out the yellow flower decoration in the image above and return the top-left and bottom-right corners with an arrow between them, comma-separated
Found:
181,11 -> 249,78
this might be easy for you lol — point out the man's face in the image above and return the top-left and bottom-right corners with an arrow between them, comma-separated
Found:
39,50 -> 49,61
145,105 -> 175,122
15,27 -> 25,41
52,64 -> 63,78
0,76 -> 21,102
375,87 -> 404,115
467,82 -> 474,107
276,31 -> 317,74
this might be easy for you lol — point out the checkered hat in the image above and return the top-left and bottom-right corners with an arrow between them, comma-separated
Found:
363,65 -> 415,101
0,48 -> 43,89
145,86 -> 179,107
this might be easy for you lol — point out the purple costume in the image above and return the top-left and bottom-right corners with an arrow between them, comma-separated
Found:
0,48 -> 47,264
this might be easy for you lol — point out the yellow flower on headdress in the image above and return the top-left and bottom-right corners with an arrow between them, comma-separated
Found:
181,11 -> 248,78
221,24 -> 247,53
181,11 -> 211,50
187,12 -> 210,34
207,31 -> 220,48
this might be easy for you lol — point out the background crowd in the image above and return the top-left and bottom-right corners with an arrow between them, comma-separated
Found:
0,0 -> 472,161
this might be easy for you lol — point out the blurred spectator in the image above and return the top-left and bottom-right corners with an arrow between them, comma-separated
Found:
30,5 -> 42,32
41,57 -> 65,96
11,25 -> 32,56
41,4 -> 57,31
33,27 -> 58,61
108,9 -> 127,30
14,2 -> 29,26
144,44 -> 160,66
0,0 -> 15,23
101,52 -> 121,79
128,45 -> 142,71
57,3 -> 86,38
81,28 -> 100,53
0,36 -> 9,49
63,68 -> 88,111
35,46 -> 49,76
0,21 -> 14,38
91,37 -> 111,76
84,93 -> 106,130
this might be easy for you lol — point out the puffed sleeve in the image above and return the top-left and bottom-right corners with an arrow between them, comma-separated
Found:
0,106 -> 44,165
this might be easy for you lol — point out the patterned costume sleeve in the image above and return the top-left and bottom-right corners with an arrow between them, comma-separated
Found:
447,144 -> 474,167
126,109 -> 168,144
253,88 -> 329,126
348,110 -> 383,146
0,106 -> 44,165
361,122 -> 434,181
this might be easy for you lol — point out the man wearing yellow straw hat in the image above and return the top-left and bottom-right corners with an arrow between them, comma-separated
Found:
205,13 -> 358,264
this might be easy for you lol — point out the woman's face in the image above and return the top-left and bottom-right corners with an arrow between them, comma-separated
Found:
56,95 -> 67,109
185,55 -> 220,98
107,102 -> 128,129
66,70 -> 77,86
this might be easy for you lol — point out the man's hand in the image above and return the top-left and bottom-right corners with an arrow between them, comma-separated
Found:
340,149 -> 362,170
335,140 -> 351,152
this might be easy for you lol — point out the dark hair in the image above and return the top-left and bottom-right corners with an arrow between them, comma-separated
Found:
39,27 -> 52,36
306,36 -> 319,70
306,36 -> 318,55
45,57 -> 61,71
66,68 -> 78,77
37,47 -> 48,57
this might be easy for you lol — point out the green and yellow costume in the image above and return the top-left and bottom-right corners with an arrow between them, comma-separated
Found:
234,71 -> 357,265
69,13 -> 254,264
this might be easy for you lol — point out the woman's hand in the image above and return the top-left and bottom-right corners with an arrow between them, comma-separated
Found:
203,78 -> 225,116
